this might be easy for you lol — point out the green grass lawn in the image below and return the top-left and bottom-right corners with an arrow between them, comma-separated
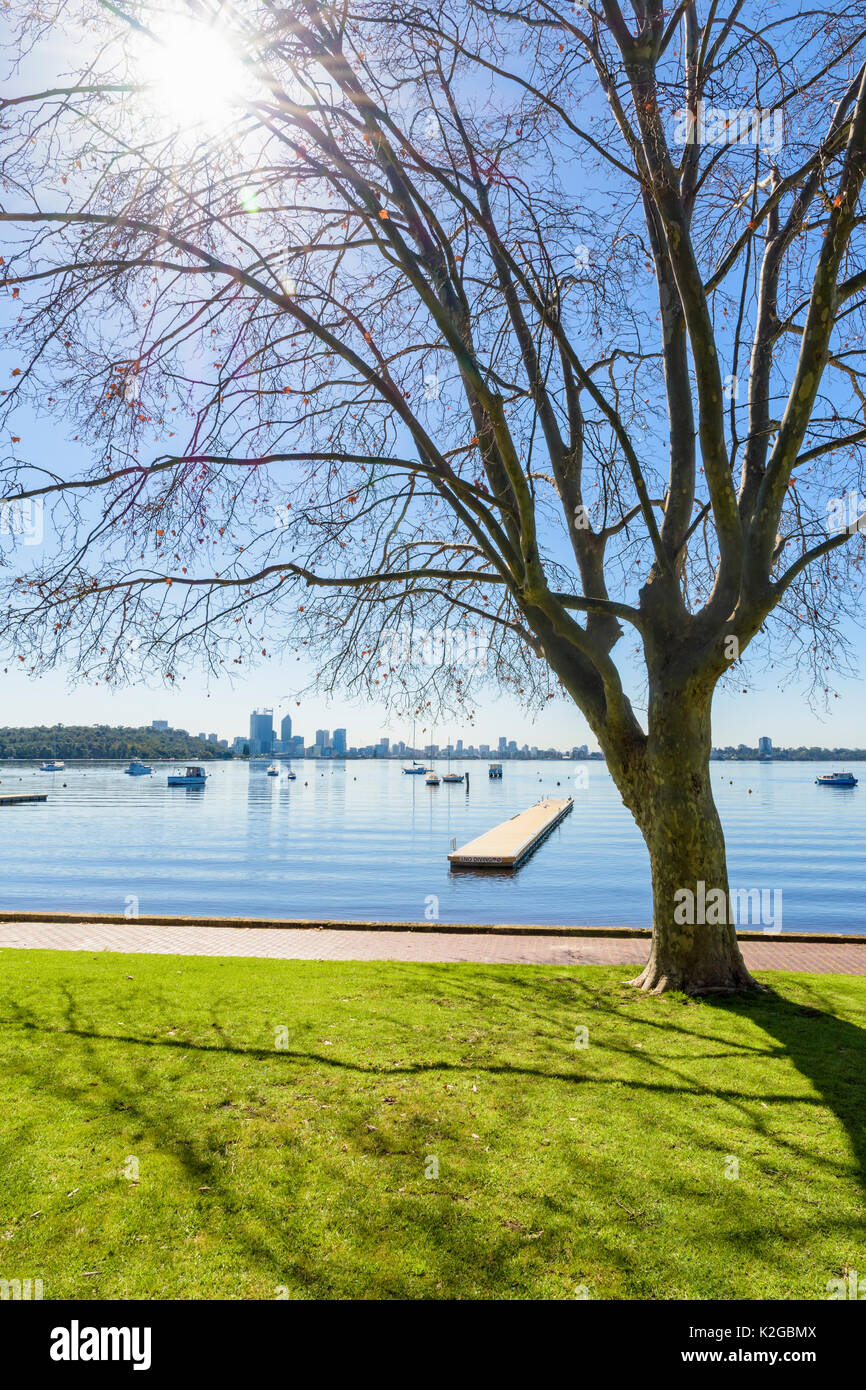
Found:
0,949 -> 864,1300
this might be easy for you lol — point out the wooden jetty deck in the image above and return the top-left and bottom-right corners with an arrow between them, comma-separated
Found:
0,794 -> 47,806
448,796 -> 573,870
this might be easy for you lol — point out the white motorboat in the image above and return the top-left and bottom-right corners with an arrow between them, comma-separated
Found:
167,765 -> 208,787
425,770 -> 440,786
124,759 -> 152,776
267,764 -> 280,776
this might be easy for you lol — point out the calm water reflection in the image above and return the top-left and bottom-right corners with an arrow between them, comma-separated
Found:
0,759 -> 863,932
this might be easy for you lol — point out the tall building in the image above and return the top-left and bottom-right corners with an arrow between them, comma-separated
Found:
249,708 -> 274,756
332,728 -> 347,754
498,736 -> 507,753
315,729 -> 330,750
758,735 -> 773,755
280,713 -> 292,744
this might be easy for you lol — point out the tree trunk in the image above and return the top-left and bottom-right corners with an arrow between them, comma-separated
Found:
624,683 -> 759,995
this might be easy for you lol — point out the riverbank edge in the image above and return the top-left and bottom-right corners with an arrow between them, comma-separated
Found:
1,909 -> 864,944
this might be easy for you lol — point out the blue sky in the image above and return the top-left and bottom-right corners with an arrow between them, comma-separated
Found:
2,638 -> 864,750
2,3 -> 865,751
5,393 -> 864,749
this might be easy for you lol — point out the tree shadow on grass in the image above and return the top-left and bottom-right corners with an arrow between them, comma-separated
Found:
4,965 -> 866,1297
4,982 -> 580,1298
701,979 -> 866,1202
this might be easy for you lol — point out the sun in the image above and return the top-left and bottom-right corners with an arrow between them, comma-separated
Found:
137,14 -> 257,134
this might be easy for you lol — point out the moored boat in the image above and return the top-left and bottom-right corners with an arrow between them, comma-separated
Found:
267,764 -> 280,776
167,765 -> 208,786
403,719 -> 427,774
815,771 -> 858,786
124,759 -> 152,776
40,732 -> 65,771
442,737 -> 464,783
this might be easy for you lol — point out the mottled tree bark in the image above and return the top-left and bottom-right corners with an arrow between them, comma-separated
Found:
620,683 -> 757,994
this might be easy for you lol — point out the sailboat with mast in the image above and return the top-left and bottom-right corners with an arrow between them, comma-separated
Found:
402,718 -> 427,774
425,727 -> 440,785
40,730 -> 65,772
442,735 -> 464,783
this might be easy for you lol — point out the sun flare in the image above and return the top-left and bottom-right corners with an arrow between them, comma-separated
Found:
137,15 -> 256,134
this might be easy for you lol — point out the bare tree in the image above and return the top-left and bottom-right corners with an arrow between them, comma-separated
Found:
2,0 -> 866,990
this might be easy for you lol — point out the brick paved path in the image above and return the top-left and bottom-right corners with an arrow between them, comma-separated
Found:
1,920 -> 865,972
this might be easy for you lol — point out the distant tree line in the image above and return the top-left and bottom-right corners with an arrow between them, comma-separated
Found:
711,748 -> 866,761
0,726 -> 233,760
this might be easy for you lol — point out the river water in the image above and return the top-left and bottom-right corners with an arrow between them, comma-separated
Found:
1,758 -> 863,933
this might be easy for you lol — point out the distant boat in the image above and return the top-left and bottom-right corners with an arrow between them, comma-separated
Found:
488,762 -> 503,779
267,764 -> 280,776
287,769 -> 297,780
442,736 -> 464,783
167,765 -> 208,787
403,718 -> 427,773
815,771 -> 858,786
40,732 -> 65,772
425,770 -> 440,786
124,759 -> 152,776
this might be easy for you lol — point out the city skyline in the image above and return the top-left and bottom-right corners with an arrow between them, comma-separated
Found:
2,659 -> 864,754
66,717 -> 860,761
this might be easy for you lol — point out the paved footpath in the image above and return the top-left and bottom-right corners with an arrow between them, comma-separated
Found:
1,920 -> 865,973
